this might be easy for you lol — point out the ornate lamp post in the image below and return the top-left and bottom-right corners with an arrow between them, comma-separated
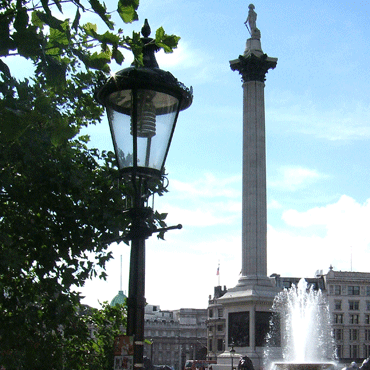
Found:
96,19 -> 192,369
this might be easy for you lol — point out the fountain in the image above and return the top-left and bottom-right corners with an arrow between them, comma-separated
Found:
265,279 -> 336,370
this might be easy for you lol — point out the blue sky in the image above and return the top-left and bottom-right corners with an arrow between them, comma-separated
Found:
17,0 -> 370,310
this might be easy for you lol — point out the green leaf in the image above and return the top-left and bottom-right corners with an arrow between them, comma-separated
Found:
72,9 -> 81,31
83,22 -> 98,37
54,0 -> 63,13
155,29 -> 180,53
0,108 -> 28,142
89,0 -> 114,29
0,59 -> 11,77
12,29 -> 42,58
117,0 -> 139,24
42,56 -> 67,88
14,8 -> 29,32
155,26 -> 165,42
85,51 -> 111,71
41,0 -> 52,15
112,47 -> 124,65
34,11 -> 65,32
31,11 -> 45,28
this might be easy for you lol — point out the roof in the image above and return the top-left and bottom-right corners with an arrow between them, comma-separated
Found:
110,290 -> 127,307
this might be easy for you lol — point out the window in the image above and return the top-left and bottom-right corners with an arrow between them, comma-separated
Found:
365,329 -> 370,341
209,309 -> 213,318
217,338 -> 223,351
209,339 -> 213,352
365,315 -> 370,325
335,300 -> 342,310
334,285 -> 342,295
336,345 -> 343,358
349,301 -> 360,310
367,286 -> 370,296
350,344 -> 359,358
350,314 -> 359,324
218,308 -> 223,318
334,314 -> 344,324
217,324 -> 224,332
348,286 -> 360,295
349,329 -> 359,341
367,301 -> 370,311
333,328 -> 343,341
364,344 -> 370,359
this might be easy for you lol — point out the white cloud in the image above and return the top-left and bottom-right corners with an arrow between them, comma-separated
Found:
156,42 -> 197,70
156,42 -> 226,84
268,195 -> 370,278
170,173 -> 241,199
162,203 -> 238,227
269,165 -> 325,191
154,172 -> 242,228
268,93 -> 370,141
268,199 -> 283,209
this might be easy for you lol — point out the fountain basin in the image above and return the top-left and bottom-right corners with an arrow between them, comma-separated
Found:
272,362 -> 336,370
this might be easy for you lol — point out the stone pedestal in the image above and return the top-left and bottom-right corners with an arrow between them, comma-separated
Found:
213,350 -> 241,370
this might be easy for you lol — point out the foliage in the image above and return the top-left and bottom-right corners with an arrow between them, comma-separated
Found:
0,0 -> 179,368
64,302 -> 128,370
0,299 -> 127,370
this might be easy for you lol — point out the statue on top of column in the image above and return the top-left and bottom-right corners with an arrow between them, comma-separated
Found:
244,4 -> 261,39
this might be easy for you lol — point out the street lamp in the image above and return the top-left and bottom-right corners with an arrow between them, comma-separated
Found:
150,339 -> 154,365
230,342 -> 236,370
96,19 -> 192,369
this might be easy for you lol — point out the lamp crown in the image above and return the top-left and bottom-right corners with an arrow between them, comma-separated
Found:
137,19 -> 159,69
141,19 -> 151,38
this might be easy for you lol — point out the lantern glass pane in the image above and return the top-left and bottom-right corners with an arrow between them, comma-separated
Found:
106,89 -> 179,173
136,89 -> 179,171
107,105 -> 133,169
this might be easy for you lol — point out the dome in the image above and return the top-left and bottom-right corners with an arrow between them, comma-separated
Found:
110,290 -> 127,307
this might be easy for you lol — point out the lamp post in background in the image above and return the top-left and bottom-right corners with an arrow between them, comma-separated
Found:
150,339 -> 154,365
96,19 -> 193,369
230,343 -> 235,370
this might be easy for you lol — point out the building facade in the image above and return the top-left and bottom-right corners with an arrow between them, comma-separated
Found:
207,268 -> 370,366
207,286 -> 228,360
324,268 -> 370,362
144,305 -> 207,370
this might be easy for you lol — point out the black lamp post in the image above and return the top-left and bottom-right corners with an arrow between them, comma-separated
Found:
230,343 -> 235,370
96,19 -> 192,369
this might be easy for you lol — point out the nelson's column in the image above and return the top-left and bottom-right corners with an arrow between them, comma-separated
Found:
213,5 -> 279,370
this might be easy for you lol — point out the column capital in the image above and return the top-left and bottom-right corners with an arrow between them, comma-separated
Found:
230,53 -> 277,83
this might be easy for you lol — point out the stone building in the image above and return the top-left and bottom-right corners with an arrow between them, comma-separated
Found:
207,268 -> 370,366
324,267 -> 370,362
207,286 -> 228,360
143,305 -> 207,370
109,289 -> 207,369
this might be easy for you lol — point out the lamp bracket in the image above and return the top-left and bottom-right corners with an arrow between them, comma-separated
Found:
152,224 -> 182,234
102,209 -> 182,245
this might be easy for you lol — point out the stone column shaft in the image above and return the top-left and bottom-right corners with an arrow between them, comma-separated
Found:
242,80 -> 267,278
230,52 -> 277,286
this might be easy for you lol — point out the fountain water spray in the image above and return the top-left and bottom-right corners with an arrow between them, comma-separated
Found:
265,279 -> 336,370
